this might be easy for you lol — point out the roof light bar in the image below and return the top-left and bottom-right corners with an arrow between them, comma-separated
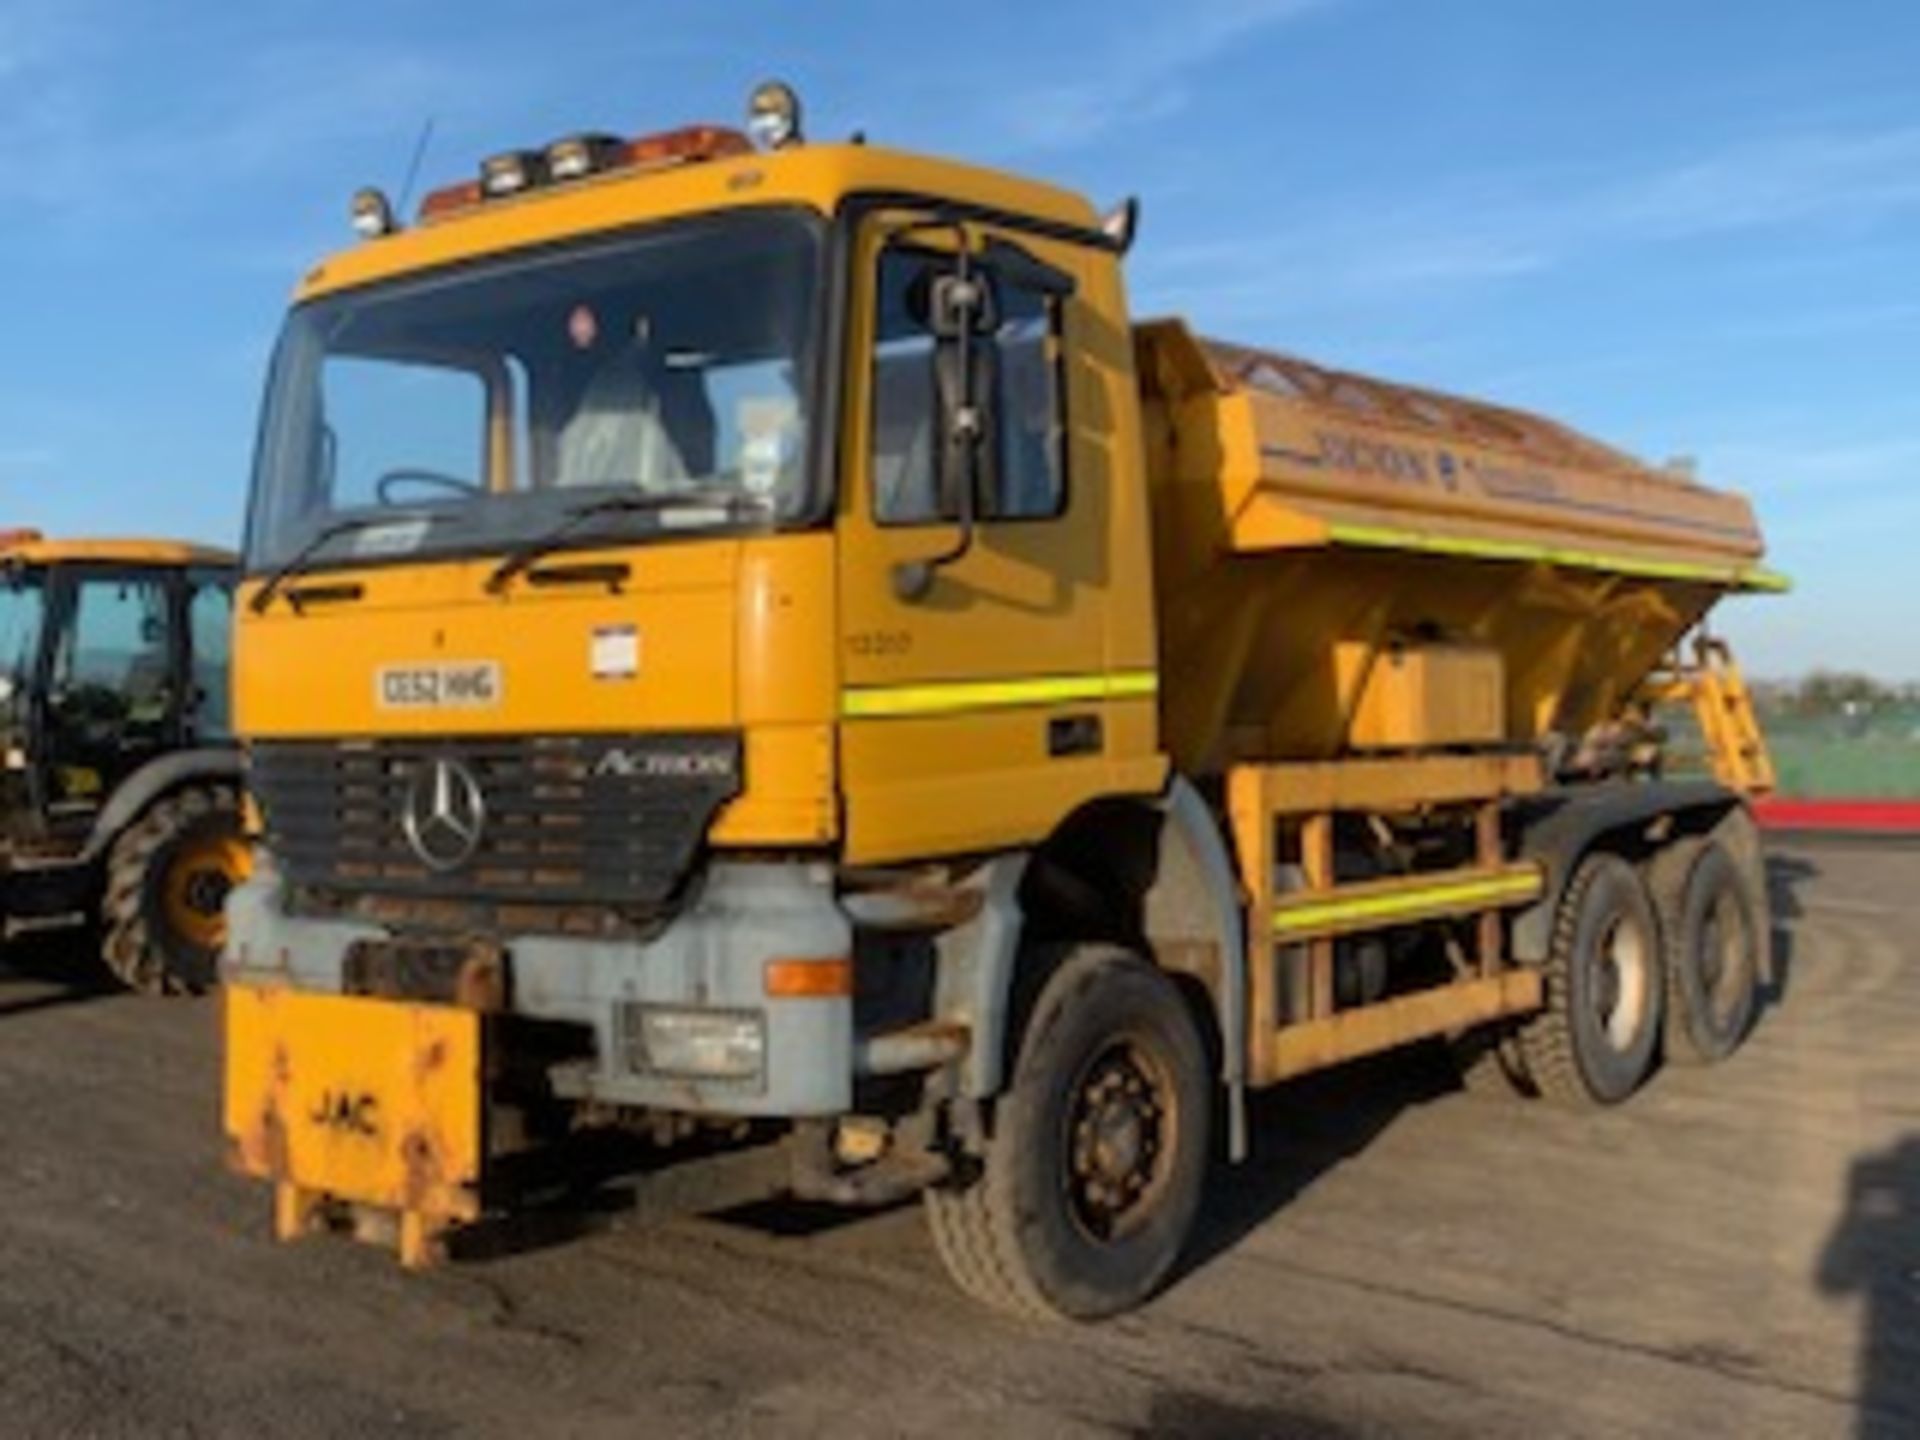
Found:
416,122 -> 754,224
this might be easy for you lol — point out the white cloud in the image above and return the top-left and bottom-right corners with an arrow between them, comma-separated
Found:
1132,120 -> 1920,323
999,0 -> 1339,150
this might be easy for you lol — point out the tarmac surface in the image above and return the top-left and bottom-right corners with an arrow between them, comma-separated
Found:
0,840 -> 1914,1438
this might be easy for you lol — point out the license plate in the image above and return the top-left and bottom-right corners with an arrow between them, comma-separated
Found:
375,661 -> 502,710
224,985 -> 482,1220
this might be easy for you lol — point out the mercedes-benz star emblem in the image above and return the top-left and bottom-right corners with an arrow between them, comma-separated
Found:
401,757 -> 487,872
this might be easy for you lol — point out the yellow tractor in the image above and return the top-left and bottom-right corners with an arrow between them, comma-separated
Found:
0,531 -> 248,992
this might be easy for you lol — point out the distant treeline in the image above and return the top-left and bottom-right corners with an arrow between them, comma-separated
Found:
1754,672 -> 1920,717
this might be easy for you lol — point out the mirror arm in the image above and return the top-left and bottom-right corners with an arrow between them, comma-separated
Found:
893,229 -> 984,602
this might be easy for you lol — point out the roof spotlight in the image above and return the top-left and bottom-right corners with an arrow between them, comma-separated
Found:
546,133 -> 624,182
747,80 -> 803,150
480,149 -> 543,199
350,186 -> 398,239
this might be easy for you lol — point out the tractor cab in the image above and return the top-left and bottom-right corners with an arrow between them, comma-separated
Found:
0,531 -> 246,992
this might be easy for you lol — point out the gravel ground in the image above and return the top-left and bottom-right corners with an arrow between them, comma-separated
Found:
0,840 -> 1914,1438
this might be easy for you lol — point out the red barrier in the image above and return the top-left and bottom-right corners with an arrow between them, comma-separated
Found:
1752,799 -> 1920,834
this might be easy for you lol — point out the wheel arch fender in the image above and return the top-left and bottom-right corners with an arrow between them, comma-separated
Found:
941,775 -> 1249,1159
81,747 -> 241,864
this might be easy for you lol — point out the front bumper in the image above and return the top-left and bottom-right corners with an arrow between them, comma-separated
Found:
224,983 -> 484,1262
224,860 -> 856,1119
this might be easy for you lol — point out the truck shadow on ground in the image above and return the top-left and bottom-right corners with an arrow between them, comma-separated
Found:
1180,1041 -> 1463,1282
0,931 -> 119,1019
1764,849 -> 1818,1009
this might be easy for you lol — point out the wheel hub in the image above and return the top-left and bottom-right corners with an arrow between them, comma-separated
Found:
1595,914 -> 1649,1051
183,867 -> 232,916
1067,1045 -> 1172,1240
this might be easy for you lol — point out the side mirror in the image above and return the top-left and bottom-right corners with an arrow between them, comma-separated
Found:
893,255 -> 1002,601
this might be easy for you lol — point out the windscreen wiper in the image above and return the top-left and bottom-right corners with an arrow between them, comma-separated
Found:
249,512 -> 443,614
484,489 -> 770,595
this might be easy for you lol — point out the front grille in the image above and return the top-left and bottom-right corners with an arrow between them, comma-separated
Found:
249,734 -> 743,919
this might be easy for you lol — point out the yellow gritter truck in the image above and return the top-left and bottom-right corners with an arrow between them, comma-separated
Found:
223,84 -> 1784,1318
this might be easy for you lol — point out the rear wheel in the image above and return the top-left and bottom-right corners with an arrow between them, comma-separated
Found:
101,784 -> 250,995
1514,852 -> 1664,1106
924,946 -> 1210,1320
1659,841 -> 1760,1064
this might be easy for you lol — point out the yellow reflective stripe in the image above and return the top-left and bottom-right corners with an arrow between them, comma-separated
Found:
1273,870 -> 1542,936
842,669 -> 1159,719
1325,522 -> 1789,593
1738,568 -> 1792,594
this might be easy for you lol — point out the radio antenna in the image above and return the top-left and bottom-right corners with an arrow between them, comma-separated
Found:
396,117 -> 437,217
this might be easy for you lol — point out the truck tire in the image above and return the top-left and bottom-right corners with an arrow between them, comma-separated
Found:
923,945 -> 1210,1320
1514,852 -> 1663,1106
101,784 -> 249,995
1659,841 -> 1760,1064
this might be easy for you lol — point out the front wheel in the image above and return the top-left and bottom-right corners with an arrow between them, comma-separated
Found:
924,946 -> 1211,1320
101,784 -> 250,995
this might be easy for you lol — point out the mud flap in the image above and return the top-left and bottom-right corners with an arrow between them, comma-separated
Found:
223,984 -> 482,1267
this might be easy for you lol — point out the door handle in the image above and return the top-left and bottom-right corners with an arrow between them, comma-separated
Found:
1047,713 -> 1103,757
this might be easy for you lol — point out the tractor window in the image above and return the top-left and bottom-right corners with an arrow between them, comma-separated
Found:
0,574 -> 45,691
46,576 -> 173,807
187,576 -> 233,739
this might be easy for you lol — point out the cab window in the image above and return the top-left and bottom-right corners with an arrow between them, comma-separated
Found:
56,577 -> 172,714
871,248 -> 1066,525
187,574 -> 233,739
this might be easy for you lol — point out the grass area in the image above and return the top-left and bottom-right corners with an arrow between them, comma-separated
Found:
1762,710 -> 1920,799
1659,704 -> 1920,798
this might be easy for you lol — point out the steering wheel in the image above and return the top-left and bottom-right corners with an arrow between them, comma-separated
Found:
375,468 -> 482,504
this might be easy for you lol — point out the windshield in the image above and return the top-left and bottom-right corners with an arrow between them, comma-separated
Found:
245,210 -> 823,573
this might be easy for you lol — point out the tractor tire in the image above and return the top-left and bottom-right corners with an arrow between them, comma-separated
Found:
1513,852 -> 1664,1106
101,784 -> 249,995
1658,841 -> 1761,1065
923,945 -> 1210,1320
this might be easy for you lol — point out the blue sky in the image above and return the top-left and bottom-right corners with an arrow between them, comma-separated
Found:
0,0 -> 1915,678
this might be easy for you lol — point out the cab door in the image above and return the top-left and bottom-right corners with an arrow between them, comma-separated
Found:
836,212 -> 1161,864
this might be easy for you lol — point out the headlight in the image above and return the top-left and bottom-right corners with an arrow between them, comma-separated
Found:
625,1006 -> 764,1082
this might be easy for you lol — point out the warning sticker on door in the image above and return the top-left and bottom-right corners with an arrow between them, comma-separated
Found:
591,624 -> 639,680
